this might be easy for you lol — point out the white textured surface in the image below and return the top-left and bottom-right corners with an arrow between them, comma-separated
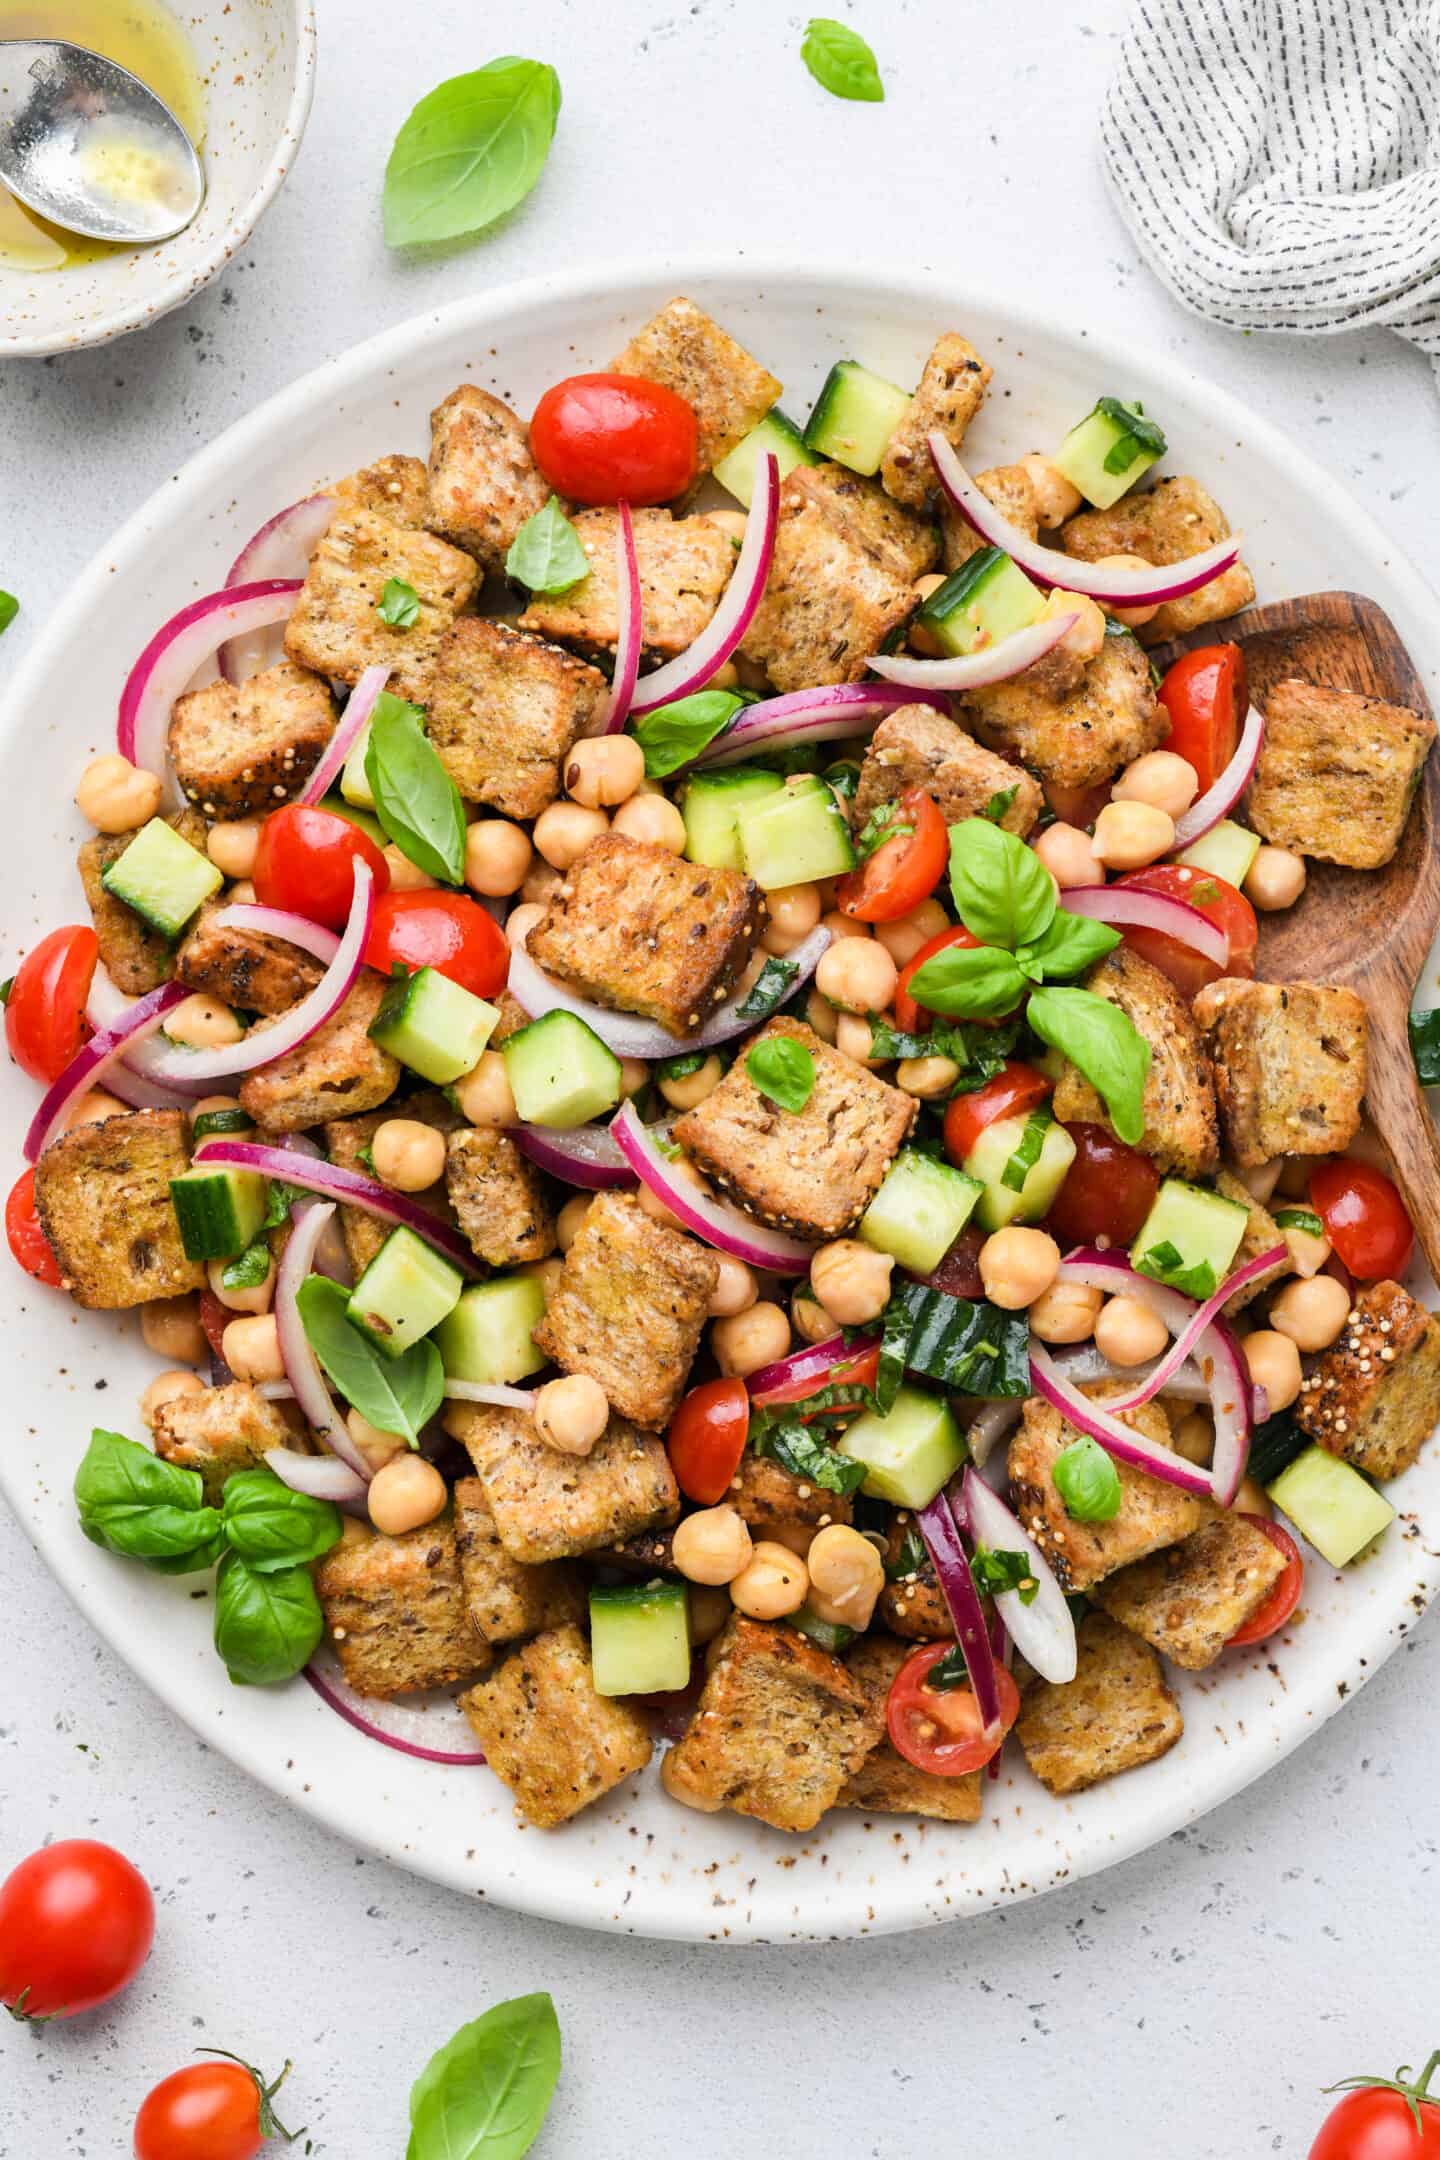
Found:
1,0 -> 1438,2149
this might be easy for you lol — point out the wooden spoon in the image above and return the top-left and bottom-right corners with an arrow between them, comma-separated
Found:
1151,590 -> 1440,1280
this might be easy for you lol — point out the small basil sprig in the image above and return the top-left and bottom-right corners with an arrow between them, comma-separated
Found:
746,1034 -> 815,1113
75,1429 -> 225,1574
214,1554 -> 326,1687
297,1274 -> 445,1444
365,691 -> 466,885
750,1411 -> 867,1497
505,496 -> 588,594
801,17 -> 884,101
853,801 -> 913,862
407,1992 -> 561,2160
1053,1436 -> 1123,1522
733,954 -> 800,1024
378,577 -> 421,628
632,691 -> 747,779
384,60 -> 562,250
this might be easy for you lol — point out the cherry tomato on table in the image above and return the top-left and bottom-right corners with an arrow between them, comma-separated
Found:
1115,863 -> 1256,999
530,373 -> 699,506
886,1642 -> 1021,1776
1227,1517 -> 1304,1647
942,1060 -> 1053,1168
1044,1122 -> 1161,1250
6,1166 -> 61,1287
837,789 -> 948,922
5,923 -> 97,1082
1311,1158 -> 1415,1281
252,805 -> 389,932
134,2052 -> 295,2160
1309,2051 -> 1440,2160
1158,641 -> 1248,793
365,890 -> 508,999
0,1838 -> 153,2019
666,1376 -> 750,1506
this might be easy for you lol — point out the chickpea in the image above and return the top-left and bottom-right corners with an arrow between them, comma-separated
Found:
63,1086 -> 127,1130
1094,1293 -> 1170,1367
810,1239 -> 894,1326
556,1194 -> 592,1252
1269,1274 -> 1352,1354
816,937 -> 898,1015
74,752 -> 162,834
346,1407 -> 403,1474
1233,1158 -> 1283,1205
1091,800 -> 1176,872
140,1294 -> 208,1366
1233,1476 -> 1273,1519
221,1313 -> 285,1384
617,1057 -> 649,1100
687,1583 -> 733,1645
1282,1221 -> 1332,1278
638,1154 -> 710,1232
1113,750 -> 1199,821
761,882 -> 823,957
207,820 -> 261,879
520,858 -> 563,907
464,818 -> 532,898
729,1539 -> 810,1620
525,1256 -> 564,1303
1241,1328 -> 1304,1414
711,1300 -> 791,1378
564,734 -> 645,809
835,1013 -> 881,1067
804,986 -> 839,1044
978,1227 -> 1061,1311
673,1505 -> 753,1585
207,1252 -> 275,1317
1043,587 -> 1107,666
371,1118 -> 446,1193
226,880 -> 258,905
705,509 -> 748,546
791,1288 -> 838,1345
1171,1409 -> 1215,1465
767,1521 -> 817,1558
367,1453 -> 448,1536
533,800 -> 609,870
533,1372 -> 610,1456
1245,845 -> 1307,913
506,900 -> 548,951
165,993 -> 243,1049
896,1055 -> 960,1099
1095,553 -> 1161,629
707,1254 -> 758,1319
1033,820 -> 1103,890
452,1050 -> 517,1128
806,1523 -> 886,1631
874,897 -> 949,968
659,1053 -> 724,1111
611,792 -> 686,853
1019,452 -> 1083,529
384,843 -> 436,892
1027,1279 -> 1103,1344
908,574 -> 948,655
140,1369 -> 204,1426
188,1093 -> 250,1133
821,909 -> 872,943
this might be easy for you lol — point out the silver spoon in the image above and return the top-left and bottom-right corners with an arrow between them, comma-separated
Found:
0,39 -> 202,244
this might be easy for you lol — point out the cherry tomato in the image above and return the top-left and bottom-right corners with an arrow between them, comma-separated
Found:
1042,776 -> 1112,830
198,1287 -> 232,1367
1115,863 -> 1257,998
915,1225 -> 986,1300
6,1167 -> 61,1287
4,923 -> 98,1083
252,804 -> 389,931
530,372 -> 699,506
1311,1158 -> 1415,1281
837,790 -> 948,922
1158,641 -> 1248,793
751,1341 -> 881,1410
364,890 -> 508,1000
1309,2054 -> 1440,2160
0,1839 -> 153,2020
134,2053 -> 293,2160
1044,1122 -> 1161,1250
894,925 -> 986,1034
1227,1517 -> 1304,1646
667,1376 -> 750,1505
942,1061 -> 1053,1168
886,1643 -> 1021,1776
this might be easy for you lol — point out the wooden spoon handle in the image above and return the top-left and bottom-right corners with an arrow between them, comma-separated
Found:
1364,1016 -> 1440,1282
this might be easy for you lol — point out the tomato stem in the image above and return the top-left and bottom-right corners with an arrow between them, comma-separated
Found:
1323,2048 -> 1440,2134
197,2050 -> 300,2143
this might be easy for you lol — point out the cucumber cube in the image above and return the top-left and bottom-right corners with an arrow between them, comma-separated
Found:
913,548 -> 1045,660
1053,397 -> 1166,510
712,409 -> 818,507
369,966 -> 499,1087
1175,818 -> 1262,889
340,717 -> 376,807
680,768 -> 783,871
589,1581 -> 691,1696
1131,1177 -> 1248,1294
502,1011 -> 623,1129
803,360 -> 912,478
737,775 -> 856,889
1268,1445 -> 1395,1567
837,1385 -> 965,1509
347,1225 -> 464,1358
101,817 -> 222,939
436,1273 -> 548,1385
966,1113 -> 1077,1233
169,1164 -> 268,1261
860,1148 -> 982,1275
319,794 -> 387,850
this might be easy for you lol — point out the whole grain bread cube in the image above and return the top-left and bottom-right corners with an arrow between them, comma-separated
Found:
531,1191 -> 717,1429
785,462 -> 940,581
729,1452 -> 854,1536
176,900 -> 324,1017
591,1526 -> 678,1575
1214,1168 -> 1289,1312
1245,678 -> 1435,870
1093,1513 -> 1288,1669
315,1510 -> 486,1699
33,1109 -> 202,1309
1016,1611 -> 1183,1795
445,1128 -> 555,1267
965,627 -> 1165,788
459,1624 -> 653,1828
853,705 -> 1041,835
152,1381 -> 309,1505
611,296 -> 782,475
877,1509 -> 954,1639
674,1016 -> 916,1239
525,832 -> 762,1039
424,384 -> 552,569
880,333 -> 993,508
333,453 -> 429,528
1008,1386 -> 1213,1593
1296,1278 -> 1440,1480
238,969 -> 399,1134
1061,475 -> 1256,645
661,1616 -> 873,1832
520,507 -> 735,661
421,618 -> 606,820
452,1398 -> 681,1563
1050,946 -> 1219,1177
452,1477 -> 584,1644
738,470 -> 916,692
324,1091 -> 461,1272
77,809 -> 208,995
940,464 -> 1039,571
836,1633 -> 982,1820
168,660 -> 337,818
1191,977 -> 1367,1167
283,506 -> 479,699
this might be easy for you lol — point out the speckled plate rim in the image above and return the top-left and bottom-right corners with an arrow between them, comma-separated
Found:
4,256 -> 1440,1944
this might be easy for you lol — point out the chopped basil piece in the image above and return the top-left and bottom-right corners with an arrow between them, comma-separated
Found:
823,760 -> 862,802
971,1541 -> 1039,1604
1095,397 -> 1167,473
655,1050 -> 707,1085
883,1523 -> 929,1580
1053,1435 -> 1122,1522
221,1238 -> 272,1292
749,1416 -> 868,1497
746,1035 -> 815,1113
0,591 -> 17,635
1001,1106 -> 1053,1193
377,577 -> 421,628
504,495 -> 589,594
853,800 -> 913,861
1410,1006 -> 1440,1086
190,1106 -> 253,1141
0,974 -> 12,1006
864,1015 -> 1019,1085
1274,1207 -> 1325,1239
1134,1238 -> 1218,1300
981,785 -> 1019,824
926,1643 -> 972,1691
733,955 -> 800,1024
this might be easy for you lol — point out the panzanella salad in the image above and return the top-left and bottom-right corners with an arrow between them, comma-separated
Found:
10,297 -> 1440,1832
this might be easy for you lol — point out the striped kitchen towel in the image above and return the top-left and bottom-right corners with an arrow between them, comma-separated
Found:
1102,0 -> 1440,372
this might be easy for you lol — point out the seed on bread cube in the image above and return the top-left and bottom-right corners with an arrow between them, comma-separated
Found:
1296,1277 -> 1440,1481
168,660 -> 337,818
1092,1513 -> 1289,1669
425,384 -> 552,570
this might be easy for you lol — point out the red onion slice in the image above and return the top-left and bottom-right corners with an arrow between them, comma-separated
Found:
274,1201 -> 373,1481
692,683 -> 950,770
960,1468 -> 1077,1685
84,967 -> 209,1097
304,1647 -> 486,1766
118,580 -> 302,792
193,1138 -> 482,1278
1060,1244 -> 1286,1409
610,1100 -> 813,1273
442,1382 -> 538,1409
1062,883 -> 1230,967
916,1491 -> 1004,1739
1028,1342 -> 1214,1500
628,453 -> 779,715
512,1121 -> 638,1191
965,1397 -> 1023,1469
99,1060 -> 198,1115
208,903 -> 341,965
869,611 -> 1079,692
1170,703 -> 1266,848
25,980 -> 188,1162
746,1331 -> 880,1404
927,433 -> 1243,607
599,503 -> 642,734
264,1445 -> 369,1507
220,494 -> 333,682
297,663 -> 390,807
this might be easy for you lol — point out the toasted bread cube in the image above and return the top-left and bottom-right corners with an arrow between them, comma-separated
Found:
324,1090 -> 461,1272
1093,1513 -> 1288,1669
1050,946 -> 1219,1178
152,1381 -> 308,1505
1214,1169 -> 1289,1312
940,464 -> 1039,571
592,1526 -> 678,1575
739,470 -> 916,692
532,1191 -> 717,1430
283,506 -> 479,699
785,462 -> 940,580
421,618 -> 606,821
452,1477 -> 584,1644
880,332 -> 992,508
459,1624 -> 653,1828
1191,977 -> 1367,1168
1008,1386 -> 1213,1593
729,1453 -> 853,1535
33,1109 -> 202,1309
966,628 -> 1165,789
176,900 -> 324,1017
423,384 -> 552,570
1296,1278 -> 1440,1480
77,810 -> 208,995
333,453 -> 430,528
168,660 -> 337,819
853,706 -> 1041,835
238,970 -> 399,1134
445,1128 -> 555,1267
1244,679 -> 1434,871
836,1633 -> 982,1820
520,507 -> 735,661
611,296 -> 782,474
452,1398 -> 681,1563
876,1509 -> 954,1640
1061,475 -> 1257,645
315,1510 -> 485,1699
526,832 -> 762,1039
1016,1611 -> 1183,1794
675,1016 -> 916,1239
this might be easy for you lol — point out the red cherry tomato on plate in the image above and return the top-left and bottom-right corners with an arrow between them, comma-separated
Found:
751,1341 -> 881,1411
6,1167 -> 61,1287
364,890 -> 508,999
530,372 -> 699,506
1308,2056 -> 1440,2160
914,1225 -> 986,1301
252,804 -> 389,932
0,1838 -> 153,2019
1115,863 -> 1256,998
886,1643 -> 1021,1776
1311,1158 -> 1415,1281
667,1376 -> 750,1505
1226,1517 -> 1304,1647
893,925 -> 990,1034
198,1287 -> 232,1367
1158,641 -> 1248,793
5,923 -> 98,1082
1044,1121 -> 1161,1250
942,1060 -> 1052,1168
836,789 -> 948,922
134,2053 -> 293,2160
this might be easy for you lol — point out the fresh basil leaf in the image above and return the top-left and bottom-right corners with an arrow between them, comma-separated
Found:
220,1469 -> 343,1575
948,818 -> 1056,952
0,592 -> 16,635
800,17 -> 885,101
733,954 -> 799,1024
655,1050 -> 707,1085
213,1554 -> 324,1687
981,786 -> 1019,825
1410,1007 -> 1440,1086
1016,909 -> 1121,984
407,1992 -> 561,2160
1134,1240 -> 1217,1301
1001,1106 -> 1053,1193
750,1418 -> 868,1497
383,59 -> 562,250
296,1275 -> 445,1444
377,577 -> 421,628
883,1280 -> 1031,1398
902,941 -> 1026,1020
632,691 -> 746,779
884,1524 -> 929,1580
824,760 -> 862,802
221,1237 -> 272,1292
1274,1206 -> 1325,1239
1053,1436 -> 1122,1522
853,801 -> 913,862
74,1430 -> 225,1574
746,1035 -> 815,1113
1025,984 -> 1150,1146
971,1542 -> 1039,1604
365,691 -> 466,885
504,495 -> 588,594
263,1178 -> 304,1230
926,1643 -> 973,1692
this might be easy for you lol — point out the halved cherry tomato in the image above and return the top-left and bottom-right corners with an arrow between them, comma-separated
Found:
1042,776 -> 1112,830
886,1643 -> 1021,1776
1044,1122 -> 1160,1250
252,804 -> 389,931
916,1225 -> 985,1300
1311,1158 -> 1415,1280
1158,641 -> 1248,793
941,1061 -> 1052,1168
0,1838 -> 153,2019
364,890 -> 508,999
667,1376 -> 750,1505
134,2054 -> 291,2160
894,925 -> 985,1034
6,1167 -> 61,1287
198,1288 -> 231,1367
4,923 -> 98,1083
1115,863 -> 1256,998
837,789 -> 948,922
751,1341 -> 881,1410
1227,1517 -> 1304,1647
531,372 -> 699,506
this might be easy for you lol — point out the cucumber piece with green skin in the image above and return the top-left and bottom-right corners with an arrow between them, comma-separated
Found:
860,1148 -> 983,1275
502,1010 -> 623,1129
1267,1445 -> 1394,1567
189,1106 -> 254,1142
339,719 -> 376,808
802,360 -> 912,477
1175,818 -> 1261,888
347,1225 -> 464,1358
169,1164 -> 268,1261
101,817 -> 222,939
369,965 -> 499,1087
436,1272 -> 548,1385
837,1384 -> 966,1509
738,774 -> 856,889
589,1580 -> 691,1695
1130,1177 -> 1248,1292
320,794 -> 387,850
913,547 -> 1045,659
680,768 -> 784,870
965,1114 -> 1077,1233
790,1608 -> 855,1655
1053,397 -> 1166,510
712,409 -> 818,507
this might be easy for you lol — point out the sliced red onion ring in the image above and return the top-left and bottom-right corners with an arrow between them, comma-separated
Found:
960,1468 -> 1077,1685
927,434 -> 1243,607
264,1445 -> 369,1507
965,1397 -> 1023,1469
1050,1342 -> 1211,1402
747,1331 -> 879,1405
99,1060 -> 198,1114
304,1646 -> 486,1766
1062,883 -> 1229,967
628,453 -> 779,715
84,966 -> 209,1097
118,580 -> 302,791
25,980 -> 188,1162
1028,1342 -> 1214,1500
1060,1245 -> 1286,1409
610,1099 -> 812,1273
870,611 -> 1079,692
1170,703 -> 1265,848
208,903 -> 341,965
297,663 -> 390,807
193,1138 -> 482,1278
692,682 -> 950,770
599,502 -> 642,734
442,1382 -> 538,1409
512,1122 -> 639,1191
274,1201 -> 373,1482
916,1491 -> 1004,1739
220,494 -> 333,681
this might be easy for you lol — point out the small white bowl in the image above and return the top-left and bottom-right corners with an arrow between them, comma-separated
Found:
0,0 -> 315,358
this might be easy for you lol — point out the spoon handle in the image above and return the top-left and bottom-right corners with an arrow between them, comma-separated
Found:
1364,991 -> 1440,1284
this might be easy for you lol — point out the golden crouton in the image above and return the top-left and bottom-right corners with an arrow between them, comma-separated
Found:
34,1110 -> 203,1310
880,332 -> 992,508
1192,977 -> 1367,1167
425,384 -> 552,570
452,1399 -> 681,1564
315,1511 -> 488,1699
332,453 -> 430,528
520,507 -> 735,661
1297,1278 -> 1440,1480
611,296 -> 782,474
1245,678 -> 1435,871
323,1092 -> 461,1272
877,1510 -> 954,1640
1016,1611 -> 1183,1794
1008,1387 -> 1213,1593
1052,946 -> 1219,1177
836,1633 -> 982,1820
1093,1513 -> 1288,1669
452,1477 -> 584,1644
421,618 -> 607,821
445,1129 -> 555,1268
853,706 -> 1041,835
729,1453 -> 854,1535
786,463 -> 940,580
152,1382 -> 308,1505
77,810 -> 208,995
966,628 -> 1165,789
283,506 -> 479,700
237,970 -> 400,1134
459,1624 -> 653,1829
661,1616 -> 873,1833
940,464 -> 1039,571
739,470 -> 916,692
532,1191 -> 717,1430
1061,475 -> 1256,645
168,660 -> 337,818
1214,1169 -> 1289,1312
176,901 -> 324,1017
